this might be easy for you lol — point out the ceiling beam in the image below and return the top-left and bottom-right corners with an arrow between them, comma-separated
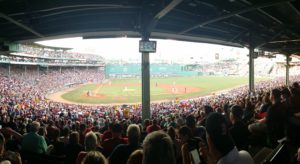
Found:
287,2 -> 300,17
257,8 -> 283,24
256,30 -> 284,48
268,39 -> 300,43
229,31 -> 248,42
178,0 -> 292,34
146,0 -> 184,34
154,0 -> 184,20
223,21 -> 248,30
0,12 -> 44,38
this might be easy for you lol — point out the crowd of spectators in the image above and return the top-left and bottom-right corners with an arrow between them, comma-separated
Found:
0,55 -> 103,65
0,44 -> 105,67
0,67 -> 300,164
17,44 -> 103,61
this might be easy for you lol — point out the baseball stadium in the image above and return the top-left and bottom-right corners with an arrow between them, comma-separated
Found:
50,63 -> 265,105
1,1 -> 300,164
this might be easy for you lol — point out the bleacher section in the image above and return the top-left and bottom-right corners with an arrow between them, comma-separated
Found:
0,43 -> 105,67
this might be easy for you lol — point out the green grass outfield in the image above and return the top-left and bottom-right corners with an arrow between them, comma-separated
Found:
61,76 -> 267,104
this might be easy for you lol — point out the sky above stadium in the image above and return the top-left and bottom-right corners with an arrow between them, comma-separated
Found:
37,37 -> 249,63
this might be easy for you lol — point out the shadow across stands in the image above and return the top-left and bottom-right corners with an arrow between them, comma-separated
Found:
21,151 -> 65,164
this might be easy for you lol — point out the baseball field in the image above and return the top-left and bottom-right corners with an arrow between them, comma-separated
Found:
47,76 -> 267,105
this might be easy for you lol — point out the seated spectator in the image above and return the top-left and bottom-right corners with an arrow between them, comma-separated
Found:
179,126 -> 200,164
102,123 -> 127,157
294,147 -> 300,164
59,126 -> 70,145
76,131 -> 98,164
65,132 -> 83,164
21,121 -> 48,154
82,151 -> 107,164
127,149 -> 143,164
203,112 -> 254,164
0,132 -> 22,164
79,123 -> 88,145
243,99 -> 255,123
142,131 -> 176,164
143,119 -> 150,132
186,114 -> 204,137
146,119 -> 161,134
46,120 -> 57,142
256,94 -> 271,119
290,85 -> 300,117
167,126 -> 180,160
94,132 -> 104,152
101,123 -> 113,142
266,89 -> 286,144
48,128 -> 65,156
109,124 -> 141,164
229,105 -> 250,150
199,105 -> 213,127
249,89 -> 286,143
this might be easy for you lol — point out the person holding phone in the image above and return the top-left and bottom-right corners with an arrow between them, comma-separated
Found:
179,126 -> 201,164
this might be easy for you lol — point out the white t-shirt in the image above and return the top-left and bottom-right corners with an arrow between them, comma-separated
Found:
217,147 -> 254,164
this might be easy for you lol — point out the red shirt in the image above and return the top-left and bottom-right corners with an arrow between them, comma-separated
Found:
102,137 -> 127,157
146,124 -> 161,134
102,130 -> 112,142
76,151 -> 87,164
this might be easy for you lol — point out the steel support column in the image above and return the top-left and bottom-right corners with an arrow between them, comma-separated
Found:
139,0 -> 182,120
249,45 -> 255,95
286,55 -> 290,86
37,66 -> 40,77
8,64 -> 11,79
141,38 -> 151,120
24,65 -> 27,76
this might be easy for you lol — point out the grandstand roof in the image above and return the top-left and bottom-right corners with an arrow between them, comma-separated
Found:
0,0 -> 300,55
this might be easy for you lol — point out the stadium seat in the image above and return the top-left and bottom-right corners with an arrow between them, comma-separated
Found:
261,141 -> 292,164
